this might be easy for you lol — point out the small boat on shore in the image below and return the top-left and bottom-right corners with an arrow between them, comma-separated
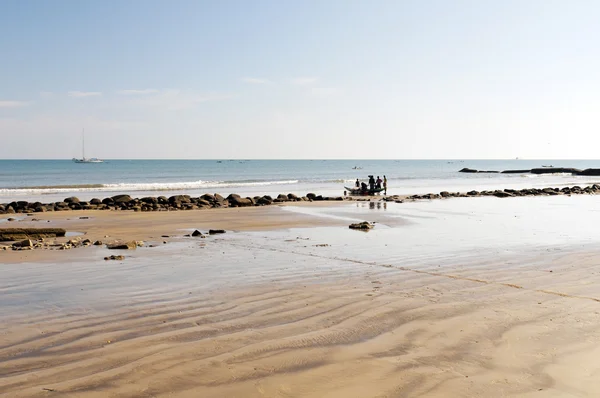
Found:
344,186 -> 385,195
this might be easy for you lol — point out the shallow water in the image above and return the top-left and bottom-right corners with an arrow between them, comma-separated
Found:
2,195 -> 600,319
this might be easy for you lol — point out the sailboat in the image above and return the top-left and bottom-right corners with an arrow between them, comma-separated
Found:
72,129 -> 103,163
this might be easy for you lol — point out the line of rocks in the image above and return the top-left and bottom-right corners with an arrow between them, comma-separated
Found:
386,184 -> 600,201
459,167 -> 600,175
0,193 -> 353,214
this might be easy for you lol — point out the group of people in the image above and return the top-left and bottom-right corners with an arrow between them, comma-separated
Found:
354,175 -> 387,195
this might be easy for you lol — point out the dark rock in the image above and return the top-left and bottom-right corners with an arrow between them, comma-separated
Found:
440,191 -> 450,197
64,197 -> 80,204
349,221 -> 374,230
459,168 -> 478,173
104,255 -> 125,261
287,193 -> 298,201
208,229 -> 226,235
169,195 -> 191,204
276,194 -> 289,202
493,191 -> 513,198
112,194 -> 132,203
106,241 -> 137,250
191,230 -> 203,237
531,168 -> 582,175
257,196 -> 273,206
306,193 -> 317,200
102,198 -> 115,205
501,169 -> 532,174
93,240 -> 103,245
578,169 -> 600,176
141,197 -> 159,205
214,194 -> 225,203
201,194 -> 215,202
226,194 -> 253,207
196,199 -> 211,207
12,239 -> 33,248
467,191 -> 479,196
90,198 -> 102,205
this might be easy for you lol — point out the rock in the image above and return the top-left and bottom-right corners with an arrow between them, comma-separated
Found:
226,194 -> 253,207
459,168 -> 478,173
287,193 -> 298,201
93,240 -> 103,245
196,199 -> 211,207
493,191 -> 513,198
64,197 -> 80,203
257,196 -> 273,206
0,228 -> 67,241
201,194 -> 215,202
440,191 -> 450,197
306,193 -> 317,200
106,241 -> 137,250
192,230 -> 203,237
136,241 -> 144,247
7,218 -> 16,222
214,194 -> 225,203
501,169 -> 532,174
104,255 -> 125,261
90,198 -> 102,205
12,239 -> 33,248
467,191 -> 479,196
276,194 -> 289,202
141,197 -> 159,205
349,221 -> 374,230
169,195 -> 191,204
111,194 -> 132,204
578,168 -> 600,176
531,168 -> 582,175
102,197 -> 115,205
208,229 -> 226,235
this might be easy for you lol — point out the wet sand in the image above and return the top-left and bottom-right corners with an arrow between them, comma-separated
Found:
2,199 -> 600,397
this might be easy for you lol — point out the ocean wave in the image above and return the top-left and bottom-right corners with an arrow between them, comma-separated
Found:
0,180 -> 300,195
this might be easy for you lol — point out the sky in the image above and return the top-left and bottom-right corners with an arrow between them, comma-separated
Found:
1,0 -> 600,159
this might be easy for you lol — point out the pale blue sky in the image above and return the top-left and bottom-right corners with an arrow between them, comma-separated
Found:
1,0 -> 599,159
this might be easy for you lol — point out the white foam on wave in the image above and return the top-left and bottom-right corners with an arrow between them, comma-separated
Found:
0,179 -> 300,195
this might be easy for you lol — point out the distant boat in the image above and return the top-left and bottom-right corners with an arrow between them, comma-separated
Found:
72,129 -> 103,163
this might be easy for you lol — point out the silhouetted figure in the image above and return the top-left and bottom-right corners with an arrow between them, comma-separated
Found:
368,175 -> 375,194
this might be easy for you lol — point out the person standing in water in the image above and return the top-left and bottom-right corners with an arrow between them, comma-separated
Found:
368,175 -> 375,194
383,175 -> 387,195
376,176 -> 382,189
355,178 -> 360,188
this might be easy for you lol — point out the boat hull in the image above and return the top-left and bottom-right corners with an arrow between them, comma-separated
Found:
344,186 -> 385,195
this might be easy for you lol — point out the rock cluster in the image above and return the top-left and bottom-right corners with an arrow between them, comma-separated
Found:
4,236 -> 92,251
0,193 -> 351,214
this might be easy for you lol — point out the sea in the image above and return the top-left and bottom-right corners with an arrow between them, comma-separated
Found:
1,159 -> 599,203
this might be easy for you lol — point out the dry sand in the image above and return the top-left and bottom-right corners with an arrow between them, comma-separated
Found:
2,204 -> 600,397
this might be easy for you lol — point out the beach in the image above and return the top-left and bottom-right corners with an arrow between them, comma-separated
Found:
2,195 -> 600,397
